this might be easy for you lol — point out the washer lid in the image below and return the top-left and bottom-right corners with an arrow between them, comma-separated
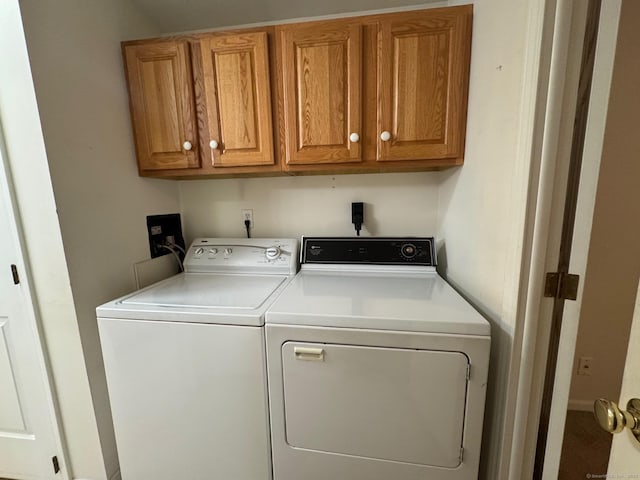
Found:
97,273 -> 290,325
122,273 -> 286,309
265,271 -> 490,336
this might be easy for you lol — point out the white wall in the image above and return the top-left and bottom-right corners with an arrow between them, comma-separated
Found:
437,0 -> 532,476
180,173 -> 440,239
18,1 -> 181,478
0,1 -> 104,478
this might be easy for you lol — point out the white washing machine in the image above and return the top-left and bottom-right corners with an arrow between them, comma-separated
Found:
265,237 -> 490,480
97,238 -> 298,480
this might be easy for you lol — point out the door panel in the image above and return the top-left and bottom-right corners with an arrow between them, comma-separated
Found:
607,279 -> 640,472
393,32 -> 448,144
0,136 -> 62,478
0,319 -> 27,432
124,41 -> 199,170
279,22 -> 362,165
281,341 -> 468,468
200,32 -> 274,167
377,7 -> 472,162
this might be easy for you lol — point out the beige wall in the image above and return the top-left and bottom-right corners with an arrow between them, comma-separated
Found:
18,0 -> 181,478
180,173 -> 440,239
0,1 -> 104,478
569,0 -> 640,410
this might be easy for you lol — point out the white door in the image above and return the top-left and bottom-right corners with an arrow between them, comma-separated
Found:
0,137 -> 65,478
607,279 -> 640,472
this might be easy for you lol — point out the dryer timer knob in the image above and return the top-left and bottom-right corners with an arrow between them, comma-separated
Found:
265,246 -> 281,260
401,243 -> 417,259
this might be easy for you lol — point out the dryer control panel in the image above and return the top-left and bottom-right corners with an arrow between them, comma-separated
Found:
185,238 -> 299,275
301,237 -> 436,266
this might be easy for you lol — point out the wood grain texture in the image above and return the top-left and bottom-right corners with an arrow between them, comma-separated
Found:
200,31 -> 274,167
133,27 -> 282,178
123,41 -> 199,171
377,6 -> 472,162
122,6 -> 472,179
278,20 -> 362,166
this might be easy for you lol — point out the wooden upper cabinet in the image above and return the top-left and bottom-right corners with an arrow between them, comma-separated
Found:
123,41 -> 199,171
199,32 -> 274,167
377,6 -> 472,162
121,6 -> 473,178
278,21 -> 362,166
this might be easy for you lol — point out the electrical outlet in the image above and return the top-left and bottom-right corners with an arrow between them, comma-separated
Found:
577,356 -> 593,376
242,209 -> 254,227
146,213 -> 185,259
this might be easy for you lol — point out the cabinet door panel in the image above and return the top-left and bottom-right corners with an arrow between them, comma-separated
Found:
200,32 -> 274,167
124,42 -> 198,170
279,23 -> 362,165
378,7 -> 472,162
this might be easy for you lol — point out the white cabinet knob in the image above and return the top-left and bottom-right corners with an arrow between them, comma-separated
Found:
183,141 -> 193,151
209,140 -> 219,149
349,133 -> 360,143
380,131 -> 391,142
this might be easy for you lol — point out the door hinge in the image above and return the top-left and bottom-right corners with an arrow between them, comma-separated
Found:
466,363 -> 471,381
544,272 -> 579,300
52,455 -> 60,474
11,264 -> 19,284
459,446 -> 464,462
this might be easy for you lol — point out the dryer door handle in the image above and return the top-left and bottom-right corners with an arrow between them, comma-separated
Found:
294,346 -> 325,361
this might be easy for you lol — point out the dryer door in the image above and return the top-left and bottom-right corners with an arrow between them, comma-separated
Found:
281,341 -> 469,468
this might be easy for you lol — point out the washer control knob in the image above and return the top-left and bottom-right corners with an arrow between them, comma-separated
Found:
224,248 -> 233,255
208,248 -> 218,255
194,247 -> 205,255
265,246 -> 281,260
401,243 -> 417,259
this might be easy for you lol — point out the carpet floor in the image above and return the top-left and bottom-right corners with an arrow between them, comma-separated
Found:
559,410 -> 613,480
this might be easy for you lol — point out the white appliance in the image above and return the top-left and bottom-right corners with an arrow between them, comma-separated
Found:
97,238 -> 298,480
265,237 -> 490,480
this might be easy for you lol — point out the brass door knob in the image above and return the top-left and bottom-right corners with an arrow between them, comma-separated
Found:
593,398 -> 640,443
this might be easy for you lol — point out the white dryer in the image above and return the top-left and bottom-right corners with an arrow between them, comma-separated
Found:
265,237 -> 490,480
97,238 -> 298,480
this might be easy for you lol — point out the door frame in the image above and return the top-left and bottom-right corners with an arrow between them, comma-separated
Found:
504,0 -> 624,478
0,124 -> 70,479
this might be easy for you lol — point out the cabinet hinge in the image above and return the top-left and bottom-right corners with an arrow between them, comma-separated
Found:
459,446 -> 464,462
466,363 -> 471,381
11,264 -> 19,284
52,455 -> 60,474
544,272 -> 579,300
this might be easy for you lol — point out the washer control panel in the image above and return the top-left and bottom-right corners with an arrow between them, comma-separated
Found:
301,237 -> 436,266
185,238 -> 298,274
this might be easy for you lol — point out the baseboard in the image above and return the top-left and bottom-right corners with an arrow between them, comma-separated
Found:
73,473 -> 120,480
568,399 -> 594,411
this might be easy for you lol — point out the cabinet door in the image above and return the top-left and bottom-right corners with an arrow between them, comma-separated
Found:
278,22 -> 362,165
124,42 -> 199,171
377,7 -> 472,162
200,32 -> 274,167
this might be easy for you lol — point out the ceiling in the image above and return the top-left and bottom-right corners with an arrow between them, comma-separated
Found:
129,0 -> 445,33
